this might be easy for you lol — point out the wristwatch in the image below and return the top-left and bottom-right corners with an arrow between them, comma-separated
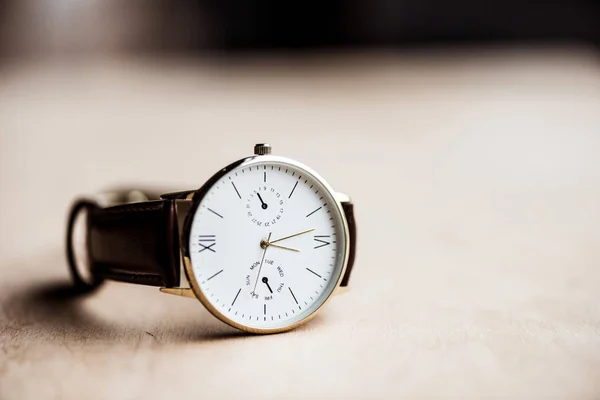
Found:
66,144 -> 357,334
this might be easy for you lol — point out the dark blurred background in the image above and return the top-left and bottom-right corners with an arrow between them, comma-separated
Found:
1,0 -> 599,57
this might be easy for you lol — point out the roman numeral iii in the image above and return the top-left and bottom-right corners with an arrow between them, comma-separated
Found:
198,235 -> 216,253
313,235 -> 331,249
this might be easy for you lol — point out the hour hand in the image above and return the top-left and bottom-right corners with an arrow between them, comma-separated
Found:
262,277 -> 273,293
256,193 -> 268,210
268,243 -> 300,252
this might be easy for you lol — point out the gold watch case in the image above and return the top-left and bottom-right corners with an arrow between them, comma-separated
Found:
174,154 -> 351,334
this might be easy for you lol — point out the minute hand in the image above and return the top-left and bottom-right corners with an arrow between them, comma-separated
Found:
270,228 -> 315,244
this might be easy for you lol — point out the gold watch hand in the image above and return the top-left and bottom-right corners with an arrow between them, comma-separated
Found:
252,232 -> 272,294
268,243 -> 300,252
270,228 -> 315,244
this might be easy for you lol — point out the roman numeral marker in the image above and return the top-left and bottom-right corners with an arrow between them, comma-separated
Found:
314,235 -> 331,249
198,235 -> 216,252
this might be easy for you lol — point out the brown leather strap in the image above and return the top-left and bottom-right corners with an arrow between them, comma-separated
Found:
88,200 -> 180,287
340,201 -> 356,287
81,190 -> 354,289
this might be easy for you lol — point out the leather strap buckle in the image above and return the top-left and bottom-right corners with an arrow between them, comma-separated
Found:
66,199 -> 104,291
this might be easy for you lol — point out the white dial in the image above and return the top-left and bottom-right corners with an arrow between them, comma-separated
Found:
187,156 -> 347,332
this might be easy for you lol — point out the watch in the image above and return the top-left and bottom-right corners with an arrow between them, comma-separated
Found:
66,143 -> 357,334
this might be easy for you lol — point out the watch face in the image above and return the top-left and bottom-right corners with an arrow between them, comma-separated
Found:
185,155 -> 348,333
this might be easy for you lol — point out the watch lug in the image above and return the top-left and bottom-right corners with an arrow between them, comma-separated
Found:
159,287 -> 196,299
335,192 -> 351,203
334,285 -> 349,295
161,190 -> 196,200
173,199 -> 193,288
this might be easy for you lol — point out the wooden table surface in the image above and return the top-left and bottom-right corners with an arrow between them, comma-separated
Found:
1,47 -> 600,399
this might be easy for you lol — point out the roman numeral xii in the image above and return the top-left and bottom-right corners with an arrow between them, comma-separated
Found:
198,235 -> 216,253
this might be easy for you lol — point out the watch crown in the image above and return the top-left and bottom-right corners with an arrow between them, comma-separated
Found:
254,143 -> 272,155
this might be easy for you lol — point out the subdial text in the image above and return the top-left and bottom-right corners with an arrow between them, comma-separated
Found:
247,258 -> 286,301
246,185 -> 284,227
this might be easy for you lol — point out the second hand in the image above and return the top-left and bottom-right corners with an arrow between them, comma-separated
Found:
252,232 -> 272,295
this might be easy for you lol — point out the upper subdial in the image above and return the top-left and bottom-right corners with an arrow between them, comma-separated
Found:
246,185 -> 284,227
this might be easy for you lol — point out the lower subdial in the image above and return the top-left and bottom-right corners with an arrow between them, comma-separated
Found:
247,258 -> 286,302
246,185 -> 284,227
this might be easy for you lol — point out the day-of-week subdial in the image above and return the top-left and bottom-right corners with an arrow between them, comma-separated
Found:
246,185 -> 284,227
247,258 -> 286,301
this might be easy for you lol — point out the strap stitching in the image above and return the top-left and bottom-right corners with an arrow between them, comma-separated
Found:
101,269 -> 163,283
99,204 -> 163,215
93,203 -> 164,223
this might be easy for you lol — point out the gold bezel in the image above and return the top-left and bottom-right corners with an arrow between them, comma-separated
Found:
180,155 -> 350,334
